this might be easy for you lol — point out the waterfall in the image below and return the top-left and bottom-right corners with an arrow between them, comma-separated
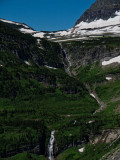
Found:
59,43 -> 72,76
48,131 -> 55,160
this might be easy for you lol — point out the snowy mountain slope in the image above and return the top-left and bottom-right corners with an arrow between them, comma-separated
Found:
32,10 -> 120,40
1,0 -> 120,41
48,10 -> 120,40
75,0 -> 120,25
0,18 -> 36,34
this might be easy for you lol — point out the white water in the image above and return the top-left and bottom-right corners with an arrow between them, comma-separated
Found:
48,131 -> 55,160
60,43 -> 72,76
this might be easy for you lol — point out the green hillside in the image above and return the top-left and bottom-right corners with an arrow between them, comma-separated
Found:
0,21 -> 120,160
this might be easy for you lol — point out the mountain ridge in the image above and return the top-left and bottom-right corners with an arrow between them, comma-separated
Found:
1,0 -> 120,41
75,0 -> 120,25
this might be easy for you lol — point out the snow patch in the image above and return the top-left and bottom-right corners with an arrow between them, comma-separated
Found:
19,28 -> 36,34
102,55 -> 120,66
115,10 -> 120,16
75,11 -> 120,30
90,93 -> 96,99
78,147 -> 85,153
106,77 -> 112,80
33,32 -> 45,38
24,61 -> 31,66
45,65 -> 57,70
88,120 -> 94,124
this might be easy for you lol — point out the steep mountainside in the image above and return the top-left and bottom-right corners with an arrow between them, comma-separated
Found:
75,0 -> 120,25
0,21 -> 99,159
1,1 -> 120,159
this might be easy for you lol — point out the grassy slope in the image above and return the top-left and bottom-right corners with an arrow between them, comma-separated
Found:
0,152 -> 46,160
0,48 -> 99,158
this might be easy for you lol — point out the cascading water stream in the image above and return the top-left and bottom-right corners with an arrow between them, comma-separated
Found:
48,131 -> 55,160
59,43 -> 72,76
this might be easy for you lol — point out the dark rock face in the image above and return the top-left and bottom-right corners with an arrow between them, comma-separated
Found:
75,0 -> 120,25
63,43 -> 120,68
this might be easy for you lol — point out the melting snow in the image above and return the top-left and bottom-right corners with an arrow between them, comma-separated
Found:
75,14 -> 120,29
24,61 -> 31,66
78,147 -> 85,153
33,32 -> 45,38
88,120 -> 94,124
20,28 -> 36,34
45,65 -> 57,70
90,93 -> 96,99
106,77 -> 112,80
102,55 -> 120,66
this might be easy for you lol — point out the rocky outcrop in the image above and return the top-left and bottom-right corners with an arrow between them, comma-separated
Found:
104,149 -> 120,160
62,42 -> 120,68
90,129 -> 120,145
75,0 -> 120,25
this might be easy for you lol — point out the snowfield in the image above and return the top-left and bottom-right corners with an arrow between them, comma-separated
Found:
106,77 -> 112,80
33,32 -> 45,38
76,11 -> 120,29
45,65 -> 57,70
24,61 -> 31,66
78,147 -> 85,153
102,55 -> 120,66
19,28 -> 36,34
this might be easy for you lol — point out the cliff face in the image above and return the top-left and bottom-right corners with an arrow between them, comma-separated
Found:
75,0 -> 120,25
62,39 -> 120,68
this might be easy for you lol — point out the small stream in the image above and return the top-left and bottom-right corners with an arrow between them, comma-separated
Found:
48,131 -> 55,160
